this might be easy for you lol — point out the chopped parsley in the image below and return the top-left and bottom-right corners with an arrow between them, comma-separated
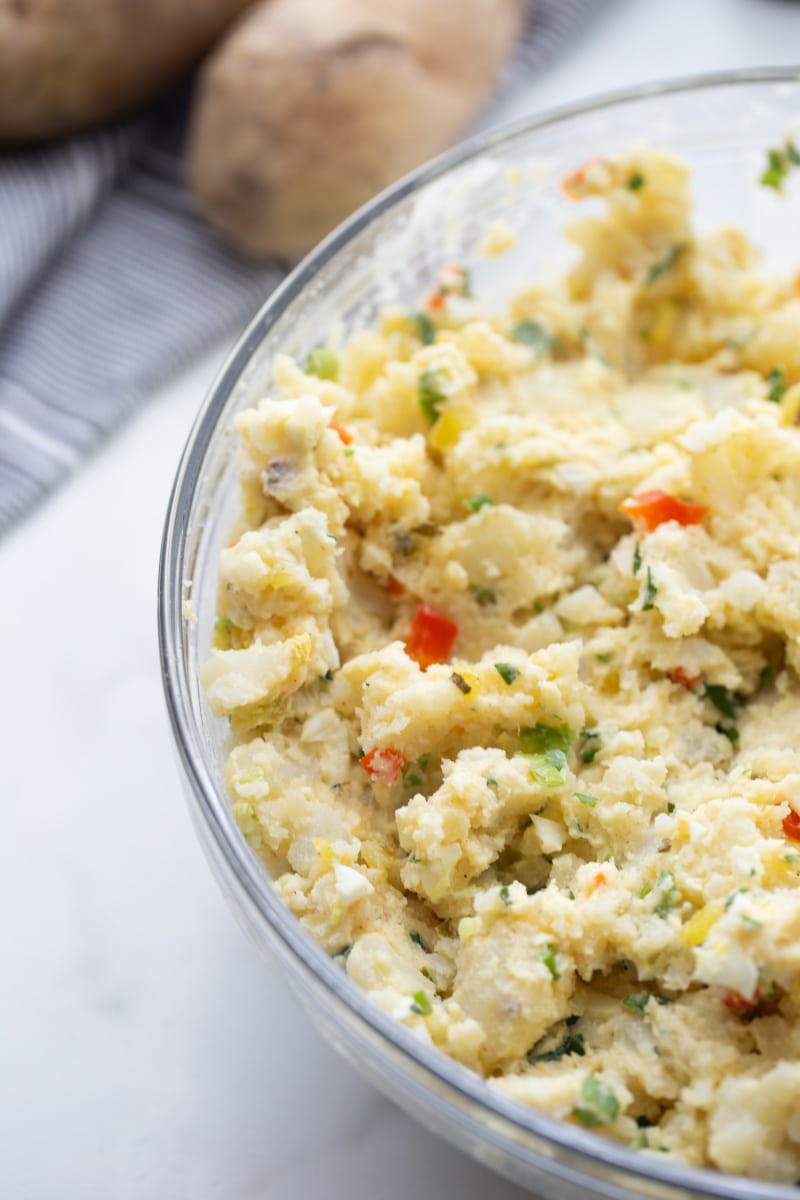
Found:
418,367 -> 446,425
486,777 -> 498,791
494,662 -> 520,685
333,943 -> 353,963
402,765 -> 423,789
767,366 -> 787,404
644,244 -> 685,288
410,930 -> 431,953
412,311 -> 436,345
402,754 -> 432,790
410,989 -> 433,1016
717,724 -> 740,744
667,801 -> 676,814
760,141 -> 800,191
305,345 -> 339,381
623,992 -> 650,1016
525,750 -> 567,788
704,684 -> 740,720
472,585 -> 497,607
642,566 -> 658,611
511,319 -> 555,354
627,171 -> 646,191
572,1075 -> 620,1127
759,665 -> 774,691
521,724 -> 572,755
321,669 -> 334,683
499,885 -> 512,906
654,870 -> 676,918
574,792 -> 598,807
528,1030 -> 585,1065
578,729 -> 601,764
541,944 -> 560,981
632,540 -> 642,575
464,493 -> 495,512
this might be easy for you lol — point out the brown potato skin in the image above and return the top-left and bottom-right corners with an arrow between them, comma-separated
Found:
0,0 -> 255,142
187,0 -> 526,260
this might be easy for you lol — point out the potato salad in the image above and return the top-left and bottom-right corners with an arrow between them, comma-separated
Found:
202,147 -> 800,1180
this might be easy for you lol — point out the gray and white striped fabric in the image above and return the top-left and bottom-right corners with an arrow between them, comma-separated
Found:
0,0 -> 599,537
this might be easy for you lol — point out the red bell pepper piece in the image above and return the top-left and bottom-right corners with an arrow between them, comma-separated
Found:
406,603 -> 458,669
619,489 -> 708,533
360,747 -> 405,786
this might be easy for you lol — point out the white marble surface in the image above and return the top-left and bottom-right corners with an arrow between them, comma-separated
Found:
4,2 -> 800,1196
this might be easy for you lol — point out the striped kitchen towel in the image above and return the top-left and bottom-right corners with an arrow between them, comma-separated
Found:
0,0 -> 600,537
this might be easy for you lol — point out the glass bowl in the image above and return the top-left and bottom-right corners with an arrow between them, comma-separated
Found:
159,70 -> 800,1200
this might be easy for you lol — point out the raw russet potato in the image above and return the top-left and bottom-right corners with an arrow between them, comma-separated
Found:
0,0 -> 255,142
187,0 -> 526,259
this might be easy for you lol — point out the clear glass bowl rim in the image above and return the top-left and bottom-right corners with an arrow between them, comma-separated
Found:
159,67 -> 800,1200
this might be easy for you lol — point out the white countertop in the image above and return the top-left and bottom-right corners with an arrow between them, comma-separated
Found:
5,2 -> 799,1196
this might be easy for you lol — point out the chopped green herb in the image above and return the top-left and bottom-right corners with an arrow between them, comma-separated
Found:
464,493 -> 495,512
494,662 -> 520,686
572,1075 -> 620,1127
410,930 -> 431,953
401,759 -> 425,789
418,368 -> 446,425
333,943 -> 353,963
541,944 -> 560,981
760,141 -> 800,191
450,671 -> 471,695
667,801 -> 676,814
759,665 -> 774,691
623,992 -> 650,1016
705,684 -> 740,720
767,366 -> 787,404
394,530 -> 415,556
486,777 -> 498,791
473,585 -> 497,607
528,1031 -> 585,1065
412,311 -> 436,345
642,566 -> 658,611
740,914 -> 763,931
499,885 -> 512,906
578,729 -> 601,764
638,880 -> 652,899
717,724 -> 740,744
410,989 -> 433,1016
627,171 -> 646,191
511,319 -> 554,354
321,669 -> 334,683
632,540 -> 642,576
521,724 -> 572,755
525,750 -> 567,788
565,887 -> 576,900
595,652 -> 612,663
343,447 -> 355,458
644,244 -> 685,288
574,792 -> 598,807
784,853 -> 800,865
305,345 -> 339,381
654,870 -> 676,918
